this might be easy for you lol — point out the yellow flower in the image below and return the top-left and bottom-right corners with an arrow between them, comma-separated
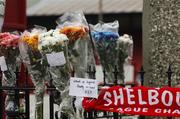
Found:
21,35 -> 39,50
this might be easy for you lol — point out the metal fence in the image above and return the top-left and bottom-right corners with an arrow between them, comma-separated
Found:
84,65 -> 173,119
0,68 -> 56,119
0,65 -> 174,119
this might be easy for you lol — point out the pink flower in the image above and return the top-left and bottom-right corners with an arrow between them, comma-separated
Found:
0,32 -> 19,47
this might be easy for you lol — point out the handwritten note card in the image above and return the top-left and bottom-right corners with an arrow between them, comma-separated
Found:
46,52 -> 66,66
69,77 -> 98,98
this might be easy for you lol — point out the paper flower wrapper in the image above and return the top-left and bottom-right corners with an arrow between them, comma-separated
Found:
19,29 -> 46,119
0,32 -> 20,115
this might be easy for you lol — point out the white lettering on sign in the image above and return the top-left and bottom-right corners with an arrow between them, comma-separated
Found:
46,52 -> 66,67
172,109 -> 180,114
102,87 -> 180,111
163,109 -> 171,114
69,77 -> 98,98
124,107 -> 131,112
148,90 -> 159,105
126,88 -> 135,105
176,92 -> 180,106
142,108 -> 148,112
0,56 -> 7,71
117,108 -> 124,113
138,89 -> 147,105
113,88 -> 124,105
155,109 -> 161,113
161,90 -> 173,106
104,91 -> 112,106
133,108 -> 141,112
115,107 -> 180,116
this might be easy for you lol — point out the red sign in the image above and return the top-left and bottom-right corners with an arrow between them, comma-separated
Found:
83,86 -> 180,117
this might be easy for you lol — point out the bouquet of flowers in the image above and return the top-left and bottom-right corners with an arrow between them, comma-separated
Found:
19,29 -> 46,119
57,11 -> 96,119
39,29 -> 79,119
57,11 -> 92,78
91,21 -> 133,84
0,32 -> 20,115
116,34 -> 133,84
38,29 -> 70,93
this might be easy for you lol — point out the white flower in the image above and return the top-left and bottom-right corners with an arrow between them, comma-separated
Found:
118,34 -> 133,45
38,29 -> 69,50
52,29 -> 69,42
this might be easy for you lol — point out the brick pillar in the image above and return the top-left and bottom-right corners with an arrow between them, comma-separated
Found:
143,0 -> 180,86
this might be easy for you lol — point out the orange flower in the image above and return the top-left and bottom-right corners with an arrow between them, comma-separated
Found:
21,34 -> 39,50
59,26 -> 88,42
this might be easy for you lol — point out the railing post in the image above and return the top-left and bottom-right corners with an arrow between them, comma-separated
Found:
71,67 -> 77,113
102,68 -> 107,118
25,67 -> 30,119
166,65 -> 173,119
92,66 -> 96,118
103,69 -> 106,86
113,65 -> 118,85
139,66 -> 145,119
87,65 -> 96,79
139,66 -> 145,86
49,79 -> 54,119
166,65 -> 173,87
113,65 -> 119,119
0,69 -> 3,119
86,65 -> 96,119
15,67 -> 20,109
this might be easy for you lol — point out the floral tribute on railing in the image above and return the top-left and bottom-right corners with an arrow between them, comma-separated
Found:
19,28 -> 46,119
91,21 -> 133,84
0,32 -> 20,115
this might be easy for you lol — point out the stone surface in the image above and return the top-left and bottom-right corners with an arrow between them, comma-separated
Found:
143,0 -> 180,87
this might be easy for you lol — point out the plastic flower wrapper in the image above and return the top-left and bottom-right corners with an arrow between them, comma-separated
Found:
57,12 -> 95,119
19,28 -> 46,119
57,11 -> 90,78
0,0 -> 5,32
117,34 -> 133,84
0,32 -> 20,114
91,21 -> 131,84
38,29 -> 70,97
90,21 -> 119,83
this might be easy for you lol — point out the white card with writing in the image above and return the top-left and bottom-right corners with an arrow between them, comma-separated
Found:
69,77 -> 98,98
0,56 -> 8,71
46,52 -> 66,66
